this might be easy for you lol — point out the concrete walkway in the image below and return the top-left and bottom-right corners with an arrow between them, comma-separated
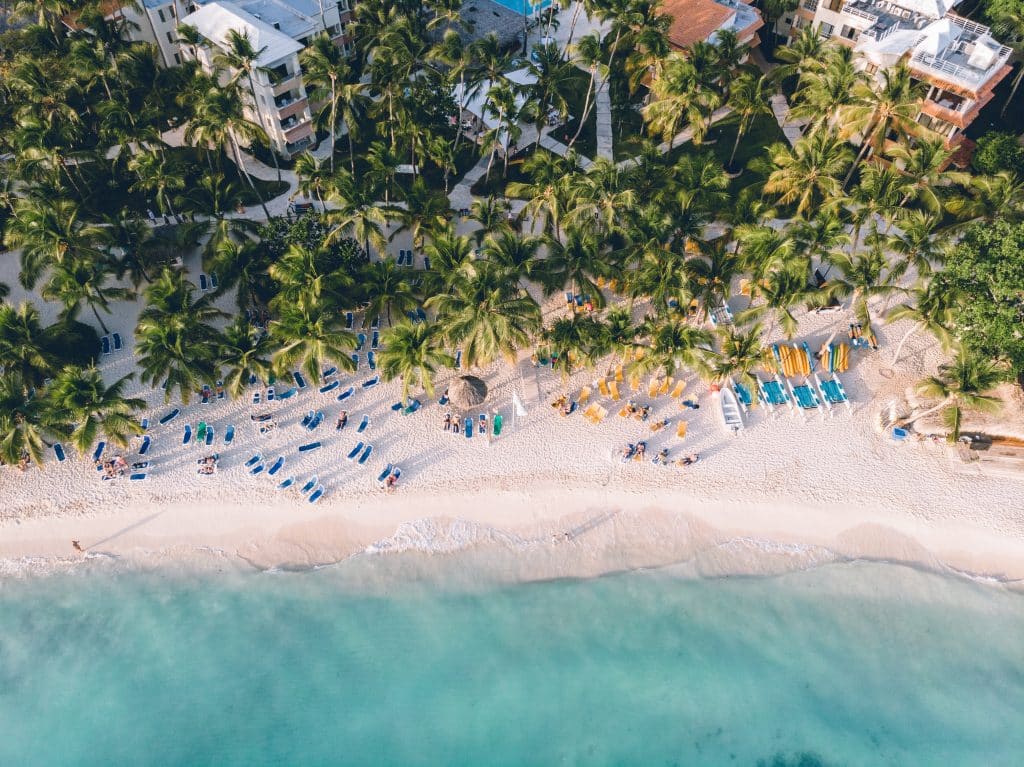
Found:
448,155 -> 491,211
594,76 -> 614,161
749,48 -> 804,148
616,106 -> 734,169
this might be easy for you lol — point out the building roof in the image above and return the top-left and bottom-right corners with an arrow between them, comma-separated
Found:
181,1 -> 303,66
230,0 -> 320,39
663,0 -> 734,49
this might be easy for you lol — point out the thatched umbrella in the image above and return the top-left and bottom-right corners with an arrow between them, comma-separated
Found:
449,375 -> 488,411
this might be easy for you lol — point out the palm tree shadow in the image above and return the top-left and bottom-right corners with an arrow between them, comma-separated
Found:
86,510 -> 166,550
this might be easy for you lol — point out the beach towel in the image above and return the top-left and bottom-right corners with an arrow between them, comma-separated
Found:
337,387 -> 354,401
358,445 -> 373,465
347,442 -> 364,460
268,456 -> 285,476
309,486 -> 325,504
358,415 -> 369,433
182,425 -> 191,445
113,333 -> 122,351
278,476 -> 295,489
377,463 -> 394,483
492,414 -> 503,436
294,371 -> 307,389
465,417 -> 473,438
298,442 -> 322,453
362,377 -> 379,388
301,476 -> 318,494
101,336 -> 111,355
245,453 -> 261,467
319,380 -> 339,394
224,425 -> 235,445
139,436 -> 151,455
53,443 -> 66,462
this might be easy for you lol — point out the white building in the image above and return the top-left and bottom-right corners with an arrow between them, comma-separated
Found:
776,0 -> 1012,149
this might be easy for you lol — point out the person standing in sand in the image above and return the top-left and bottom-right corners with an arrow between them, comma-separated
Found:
72,541 -> 84,553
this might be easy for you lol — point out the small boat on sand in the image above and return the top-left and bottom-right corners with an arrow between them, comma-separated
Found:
713,384 -> 744,434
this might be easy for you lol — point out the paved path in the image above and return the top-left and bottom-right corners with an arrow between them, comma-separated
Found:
749,48 -> 803,147
594,75 -> 614,160
538,133 -> 593,169
616,106 -> 734,168
448,155 -> 491,211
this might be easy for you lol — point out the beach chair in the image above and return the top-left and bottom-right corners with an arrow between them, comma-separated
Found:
323,366 -> 337,379
368,351 -> 376,371
276,386 -> 296,399
266,387 -> 275,401
268,456 -> 285,476
371,316 -> 380,330
278,476 -> 294,490
92,441 -> 107,464
362,377 -> 379,388
53,443 -> 66,462
337,387 -> 354,401
403,400 -> 421,416
294,371 -> 307,389
345,312 -> 354,329
300,476 -> 318,494
320,380 -> 339,394
130,473 -> 148,481
250,463 -> 265,475
358,445 -> 373,464
371,331 -> 379,350
356,333 -> 366,352
308,486 -> 325,504
676,421 -> 688,439
139,436 -> 151,456
211,273 -> 218,290
658,377 -> 672,396
492,414 -> 503,436
592,405 -> 608,423
140,418 -> 149,432
252,391 -> 261,404
217,380 -> 225,399
357,415 -> 369,433
205,426 -> 214,446
346,442 -> 364,461
224,426 -> 234,445
464,417 -> 473,437
182,425 -> 191,445
454,350 -> 463,369
614,365 -> 624,383
578,386 -> 591,406
597,379 -> 610,398
101,336 -> 111,355
199,273 -> 208,291
377,464 -> 394,483
629,374 -> 640,393
670,381 -> 686,399
608,380 -> 621,401
351,353 -> 360,370
113,333 -> 122,351
618,404 -> 631,418
245,453 -> 262,468
582,403 -> 600,423
648,379 -> 660,399
298,441 -> 322,452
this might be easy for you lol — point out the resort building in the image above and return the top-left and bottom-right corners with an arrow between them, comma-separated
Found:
774,0 -> 1012,149
662,0 -> 765,53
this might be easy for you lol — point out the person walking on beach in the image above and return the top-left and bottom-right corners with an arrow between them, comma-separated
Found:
452,418 -> 460,435
72,540 -> 84,553
443,413 -> 451,431
336,411 -> 348,430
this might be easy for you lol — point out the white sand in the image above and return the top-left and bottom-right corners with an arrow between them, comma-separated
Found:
2,281 -> 1023,584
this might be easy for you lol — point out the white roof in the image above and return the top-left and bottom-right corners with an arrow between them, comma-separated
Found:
452,67 -> 537,150
888,0 -> 960,20
182,1 -> 303,67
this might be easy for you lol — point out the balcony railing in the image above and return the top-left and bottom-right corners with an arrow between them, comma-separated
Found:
843,4 -> 878,23
910,45 -> 1011,88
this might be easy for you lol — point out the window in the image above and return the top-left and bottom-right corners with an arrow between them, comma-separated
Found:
817,21 -> 834,37
864,62 -> 878,74
824,0 -> 842,10
157,8 -> 165,22
802,0 -> 818,9
840,24 -> 858,40
173,52 -> 181,65
783,16 -> 792,25
166,31 -> 174,43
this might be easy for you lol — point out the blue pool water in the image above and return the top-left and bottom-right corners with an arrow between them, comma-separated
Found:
1,560 -> 1022,766
486,0 -> 552,15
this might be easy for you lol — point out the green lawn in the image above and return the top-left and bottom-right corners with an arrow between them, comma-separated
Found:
610,76 -> 649,162
557,68 -> 599,161
664,111 -> 786,189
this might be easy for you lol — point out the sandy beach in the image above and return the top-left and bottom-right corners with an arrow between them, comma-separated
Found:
2,295 -> 1022,584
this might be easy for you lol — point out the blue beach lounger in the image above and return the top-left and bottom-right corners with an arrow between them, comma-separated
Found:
377,463 -> 394,483
371,331 -> 379,350
250,463 -> 265,475
54,443 -> 66,462
371,315 -> 380,329
346,442 -> 364,461
278,476 -> 295,489
356,333 -> 366,351
113,333 -> 122,351
391,401 -> 404,411
454,350 -> 462,369
368,352 -> 376,371
301,411 -> 314,428
101,336 -> 111,355
320,380 -> 339,394
199,273 -> 208,291
294,371 -> 307,389
268,456 -> 285,476
403,400 -> 421,416
298,442 -> 321,453
266,387 -> 275,401
345,312 -> 354,329
139,436 -> 151,455
141,418 -> 149,432
278,387 -> 297,400
307,411 -> 324,430
465,418 -> 473,437
217,380 -> 225,399
358,444 -> 373,464
159,408 -> 179,425
130,473 -> 148,481
362,377 -> 379,388
301,476 -> 318,495
252,391 -> 261,404
351,353 -> 360,370
416,308 -> 427,322
358,415 -> 369,433
210,273 -> 218,290
308,486 -> 325,504
205,426 -> 214,446
182,425 -> 191,445
245,453 -> 262,468
337,387 -> 354,401
322,366 -> 337,379
224,425 -> 235,445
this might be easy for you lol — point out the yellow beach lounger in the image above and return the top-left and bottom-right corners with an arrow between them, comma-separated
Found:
582,403 -> 600,423
593,405 -> 608,423
648,379 -> 661,399
578,386 -> 591,406
597,379 -> 610,398
677,420 -> 688,439
670,380 -> 687,398
658,377 -> 672,396
614,365 -> 624,383
629,374 -> 640,393
618,405 -> 631,418
609,380 -> 621,401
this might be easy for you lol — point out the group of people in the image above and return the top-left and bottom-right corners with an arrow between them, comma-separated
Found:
621,442 -> 700,468
623,400 -> 652,422
196,454 -> 219,476
551,395 -> 575,417
442,412 -> 463,434
849,323 -> 879,351
97,455 -> 131,479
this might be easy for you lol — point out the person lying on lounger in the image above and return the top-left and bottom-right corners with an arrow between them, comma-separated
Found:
677,453 -> 700,467
621,444 -> 635,461
650,419 -> 669,432
634,442 -> 646,460
653,448 -> 669,465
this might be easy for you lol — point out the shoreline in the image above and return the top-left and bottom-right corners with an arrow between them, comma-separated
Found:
3,483 -> 1023,588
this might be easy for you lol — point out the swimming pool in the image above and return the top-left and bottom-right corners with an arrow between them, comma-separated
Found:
486,0 -> 552,14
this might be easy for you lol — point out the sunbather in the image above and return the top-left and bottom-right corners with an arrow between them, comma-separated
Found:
444,413 -> 452,431
621,443 -> 635,461
385,474 -> 398,492
677,453 -> 700,467
653,448 -> 669,465
635,442 -> 647,460
452,418 -> 460,434
650,419 -> 669,432
682,399 -> 700,410
336,411 -> 348,430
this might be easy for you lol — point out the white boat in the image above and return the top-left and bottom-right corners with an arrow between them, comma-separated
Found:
716,385 -> 744,433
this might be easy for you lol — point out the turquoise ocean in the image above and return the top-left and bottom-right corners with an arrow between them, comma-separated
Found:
1,557 -> 1022,766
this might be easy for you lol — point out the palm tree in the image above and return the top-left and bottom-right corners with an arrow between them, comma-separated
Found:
129,150 -> 184,220
638,317 -> 713,378
268,298 -> 357,384
761,130 -> 852,218
567,32 -> 608,150
469,196 -> 511,246
689,238 -> 740,314
269,242 -> 353,308
0,372 -> 52,467
359,259 -> 418,326
40,259 -> 132,334
218,317 -> 274,398
377,320 -> 454,403
887,137 -> 953,213
0,302 -> 58,387
526,41 -> 575,148
726,72 -> 774,171
839,63 -> 926,184
876,209 -> 944,278
47,366 -> 145,454
394,176 -> 450,251
643,55 -> 720,148
540,229 -> 609,309
3,197 -> 105,288
945,171 -> 1024,225
790,45 -> 864,136
326,169 -> 388,256
710,323 -> 765,402
824,246 -> 901,329
542,314 -> 609,379
427,264 -> 541,368
886,279 -> 958,366
914,351 -> 1005,440
293,152 -> 333,210
300,33 -> 366,173
774,26 -> 825,91
482,229 -> 542,287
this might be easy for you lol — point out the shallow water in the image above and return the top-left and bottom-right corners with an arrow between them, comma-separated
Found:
1,559 -> 1022,766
